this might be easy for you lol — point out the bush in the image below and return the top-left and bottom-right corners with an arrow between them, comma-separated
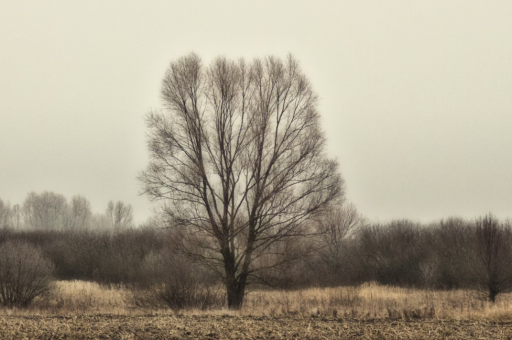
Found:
132,282 -> 226,311
131,252 -> 225,310
0,241 -> 55,307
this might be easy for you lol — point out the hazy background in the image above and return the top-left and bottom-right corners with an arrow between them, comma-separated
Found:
1,1 -> 511,224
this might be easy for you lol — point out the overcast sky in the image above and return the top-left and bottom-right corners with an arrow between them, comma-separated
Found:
1,1 -> 511,224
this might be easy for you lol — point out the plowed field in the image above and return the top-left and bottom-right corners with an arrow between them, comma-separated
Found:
1,314 -> 511,339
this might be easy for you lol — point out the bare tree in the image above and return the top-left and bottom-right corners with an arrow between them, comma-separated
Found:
11,204 -> 23,229
64,195 -> 92,231
316,202 -> 367,284
318,202 -> 366,261
22,191 -> 67,230
106,200 -> 134,232
140,53 -> 344,308
90,212 -> 112,231
355,220 -> 428,286
428,217 -> 474,289
0,199 -> 12,229
474,214 -> 512,302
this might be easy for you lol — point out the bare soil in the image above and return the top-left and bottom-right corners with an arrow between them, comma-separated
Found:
1,314 -> 512,339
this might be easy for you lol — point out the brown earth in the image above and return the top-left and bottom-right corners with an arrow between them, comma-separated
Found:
1,314 -> 512,339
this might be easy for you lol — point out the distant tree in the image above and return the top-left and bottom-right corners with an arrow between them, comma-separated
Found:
140,53 -> 344,309
316,202 -> 367,284
474,214 -> 512,302
106,200 -> 134,231
428,217 -> 474,289
356,220 -> 429,286
90,212 -> 112,231
0,199 -> 12,229
64,195 -> 92,231
22,192 -> 67,230
11,204 -> 23,229
318,202 -> 366,260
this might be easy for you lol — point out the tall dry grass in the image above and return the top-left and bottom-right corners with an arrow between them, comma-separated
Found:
243,282 -> 512,320
2,280 -> 512,320
0,281 -> 129,316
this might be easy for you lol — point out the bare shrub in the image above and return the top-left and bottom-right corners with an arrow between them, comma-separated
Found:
0,240 -> 55,307
131,282 -> 225,311
131,252 -> 225,310
160,283 -> 225,311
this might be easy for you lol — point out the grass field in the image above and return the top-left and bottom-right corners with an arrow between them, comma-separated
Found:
2,281 -> 512,338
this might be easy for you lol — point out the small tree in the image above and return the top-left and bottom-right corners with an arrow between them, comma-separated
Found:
0,240 -> 55,307
316,202 -> 367,285
474,214 -> 512,302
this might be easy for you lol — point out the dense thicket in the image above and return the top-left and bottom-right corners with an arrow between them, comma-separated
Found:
0,227 -> 165,285
289,214 -> 512,301
0,213 -> 511,302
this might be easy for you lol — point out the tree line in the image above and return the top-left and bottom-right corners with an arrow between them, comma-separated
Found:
305,213 -> 512,303
0,208 -> 511,306
0,192 -> 134,231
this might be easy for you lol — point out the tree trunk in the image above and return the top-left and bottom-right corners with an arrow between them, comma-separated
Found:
224,271 -> 248,309
488,284 -> 498,303
223,249 -> 249,309
226,280 -> 245,310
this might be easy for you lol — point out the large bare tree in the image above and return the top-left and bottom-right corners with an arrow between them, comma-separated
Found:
140,53 -> 344,308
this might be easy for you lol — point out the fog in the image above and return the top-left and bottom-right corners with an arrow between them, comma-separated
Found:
1,1 -> 511,223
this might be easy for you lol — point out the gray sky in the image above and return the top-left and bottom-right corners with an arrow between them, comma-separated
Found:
1,1 -> 511,224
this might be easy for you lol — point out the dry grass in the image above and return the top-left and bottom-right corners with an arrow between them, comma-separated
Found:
2,281 -> 512,339
0,281 -> 130,316
2,280 -> 512,321
244,282 -> 512,321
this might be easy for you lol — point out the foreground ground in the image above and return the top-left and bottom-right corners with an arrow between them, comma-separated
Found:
3,281 -> 512,338
2,314 -> 512,339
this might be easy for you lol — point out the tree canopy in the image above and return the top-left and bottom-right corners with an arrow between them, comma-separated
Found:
140,53 -> 344,308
